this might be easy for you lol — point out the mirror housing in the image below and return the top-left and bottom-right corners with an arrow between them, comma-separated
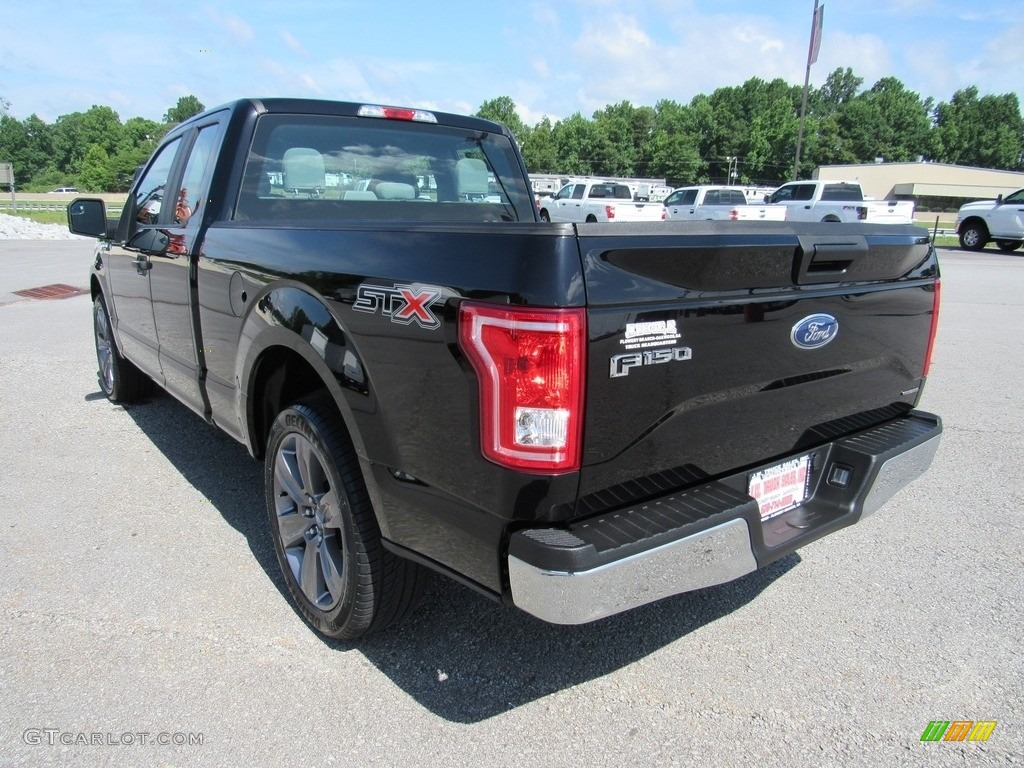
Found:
127,228 -> 169,255
67,197 -> 111,238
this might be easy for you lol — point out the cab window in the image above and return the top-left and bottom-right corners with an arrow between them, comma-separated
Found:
133,138 -> 182,227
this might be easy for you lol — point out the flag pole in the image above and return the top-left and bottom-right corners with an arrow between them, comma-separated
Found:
792,0 -> 822,180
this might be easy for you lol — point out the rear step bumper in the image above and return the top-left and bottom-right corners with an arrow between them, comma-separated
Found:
508,411 -> 941,624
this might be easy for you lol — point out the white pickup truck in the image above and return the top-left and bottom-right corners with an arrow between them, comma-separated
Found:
766,180 -> 915,224
955,188 -> 1024,251
664,186 -> 788,222
538,181 -> 665,223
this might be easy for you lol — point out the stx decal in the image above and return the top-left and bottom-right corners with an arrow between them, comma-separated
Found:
353,283 -> 444,330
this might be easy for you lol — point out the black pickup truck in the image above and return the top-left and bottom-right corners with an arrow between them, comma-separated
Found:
68,98 -> 942,639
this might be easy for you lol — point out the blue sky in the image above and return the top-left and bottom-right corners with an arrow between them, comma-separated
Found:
2,0 -> 1021,125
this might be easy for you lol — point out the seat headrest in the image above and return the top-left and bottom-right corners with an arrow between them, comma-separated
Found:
282,147 -> 325,190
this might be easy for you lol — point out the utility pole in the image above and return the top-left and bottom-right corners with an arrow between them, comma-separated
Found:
793,1 -> 824,181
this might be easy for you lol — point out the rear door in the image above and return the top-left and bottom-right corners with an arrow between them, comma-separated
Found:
150,117 -> 226,415
576,221 -> 938,501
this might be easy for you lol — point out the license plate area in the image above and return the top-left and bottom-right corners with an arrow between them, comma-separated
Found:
747,455 -> 812,521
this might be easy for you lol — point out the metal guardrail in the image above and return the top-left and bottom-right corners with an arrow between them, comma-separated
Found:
0,201 -> 124,214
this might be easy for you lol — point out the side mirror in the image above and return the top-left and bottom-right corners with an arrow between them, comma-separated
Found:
763,194 -> 770,203
996,194 -> 1004,205
67,197 -> 109,238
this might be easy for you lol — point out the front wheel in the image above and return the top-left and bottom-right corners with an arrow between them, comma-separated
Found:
959,222 -> 987,251
93,295 -> 151,402
995,239 -> 1022,252
265,393 -> 423,639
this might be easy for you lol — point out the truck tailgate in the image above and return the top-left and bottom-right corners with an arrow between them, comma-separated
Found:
576,221 -> 938,502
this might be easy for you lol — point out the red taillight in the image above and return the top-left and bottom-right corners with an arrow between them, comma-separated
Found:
605,205 -> 615,220
922,279 -> 941,376
458,302 -> 586,473
729,208 -> 739,221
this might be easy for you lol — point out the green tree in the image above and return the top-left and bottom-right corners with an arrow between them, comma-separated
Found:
814,67 -> 863,116
52,105 -> 122,176
164,95 -> 205,124
78,143 -> 114,191
591,101 -> 656,177
109,117 -> 163,189
648,99 -> 706,185
933,87 -> 1024,170
0,114 -> 55,186
861,77 -> 934,162
552,113 -> 602,176
522,116 -> 558,173
475,96 -> 528,145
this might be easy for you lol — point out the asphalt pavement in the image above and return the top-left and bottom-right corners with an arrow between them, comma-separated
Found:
0,240 -> 1020,767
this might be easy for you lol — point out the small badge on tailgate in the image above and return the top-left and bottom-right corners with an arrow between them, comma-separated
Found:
610,319 -> 691,377
610,346 -> 692,377
791,313 -> 838,350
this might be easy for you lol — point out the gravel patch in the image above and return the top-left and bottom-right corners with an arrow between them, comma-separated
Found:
0,212 -> 89,240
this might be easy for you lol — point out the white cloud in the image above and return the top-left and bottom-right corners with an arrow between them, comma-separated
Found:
205,8 -> 254,46
280,29 -> 310,57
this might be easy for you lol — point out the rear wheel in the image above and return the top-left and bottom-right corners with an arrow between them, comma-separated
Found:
265,393 -> 423,639
995,239 -> 1022,252
539,209 -> 550,222
585,214 -> 598,222
93,294 -> 151,402
958,221 -> 987,251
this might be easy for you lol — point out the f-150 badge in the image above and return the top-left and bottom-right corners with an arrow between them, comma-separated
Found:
354,283 -> 443,330
610,346 -> 692,377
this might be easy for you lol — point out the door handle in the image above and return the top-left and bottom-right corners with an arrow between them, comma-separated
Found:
133,256 -> 152,274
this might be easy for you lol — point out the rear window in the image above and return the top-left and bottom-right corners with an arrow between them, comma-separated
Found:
588,183 -> 633,200
234,114 -> 532,222
821,184 -> 864,201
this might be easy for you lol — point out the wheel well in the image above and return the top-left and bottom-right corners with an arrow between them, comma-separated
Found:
961,216 -> 988,235
250,346 -> 330,459
821,215 -> 841,223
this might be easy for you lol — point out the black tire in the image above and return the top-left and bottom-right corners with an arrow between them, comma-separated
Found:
995,239 -> 1022,252
585,214 -> 598,222
265,393 -> 423,639
539,209 -> 550,222
93,294 -> 151,402
958,221 -> 987,251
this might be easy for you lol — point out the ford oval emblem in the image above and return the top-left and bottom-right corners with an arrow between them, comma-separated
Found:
791,314 -> 839,350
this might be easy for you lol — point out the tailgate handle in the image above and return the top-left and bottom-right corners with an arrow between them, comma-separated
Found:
794,235 -> 868,284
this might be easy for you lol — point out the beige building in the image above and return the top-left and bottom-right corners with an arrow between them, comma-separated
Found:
813,162 -> 1024,211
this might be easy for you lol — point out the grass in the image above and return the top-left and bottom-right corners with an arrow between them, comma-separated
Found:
0,209 -> 69,226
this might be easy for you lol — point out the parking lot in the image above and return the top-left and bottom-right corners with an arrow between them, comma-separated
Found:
0,240 -> 1021,767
